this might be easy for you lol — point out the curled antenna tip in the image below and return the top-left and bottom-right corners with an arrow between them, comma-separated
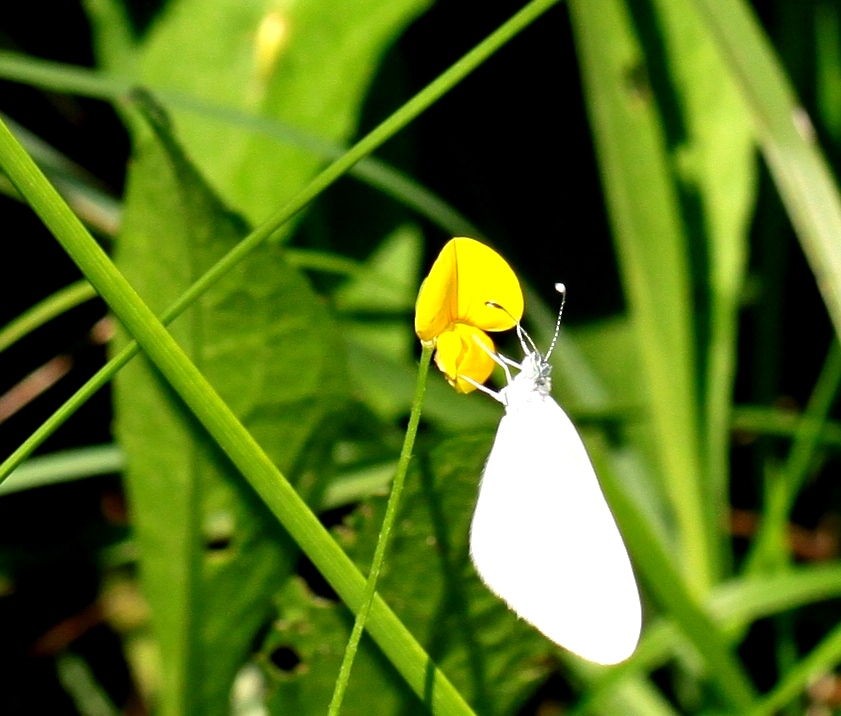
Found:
545,282 -> 567,360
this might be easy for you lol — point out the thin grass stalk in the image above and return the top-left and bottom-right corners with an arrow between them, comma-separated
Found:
690,0 -> 841,344
328,345 -> 433,715
745,340 -> 841,573
0,0 -> 560,485
0,280 -> 97,352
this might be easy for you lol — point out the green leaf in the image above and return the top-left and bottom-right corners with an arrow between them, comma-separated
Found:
689,0 -> 841,345
112,101 -> 348,716
260,434 -> 553,715
86,0 -> 434,225
0,445 -> 123,497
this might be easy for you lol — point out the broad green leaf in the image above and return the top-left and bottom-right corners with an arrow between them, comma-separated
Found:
113,104 -> 348,716
260,434 -> 553,715
85,0 -> 433,225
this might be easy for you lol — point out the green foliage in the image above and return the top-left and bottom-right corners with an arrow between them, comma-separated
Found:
5,0 -> 841,714
570,0 -> 756,595
113,97 -> 348,714
84,0 -> 433,224
262,436 -> 552,715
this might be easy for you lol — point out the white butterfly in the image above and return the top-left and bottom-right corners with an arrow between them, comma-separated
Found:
464,284 -> 641,665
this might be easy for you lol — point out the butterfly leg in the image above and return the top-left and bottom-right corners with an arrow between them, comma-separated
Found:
460,375 -> 504,402
497,353 -> 522,370
471,335 -> 514,383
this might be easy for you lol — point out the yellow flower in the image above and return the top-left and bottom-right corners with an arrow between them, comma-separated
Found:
415,237 -> 524,393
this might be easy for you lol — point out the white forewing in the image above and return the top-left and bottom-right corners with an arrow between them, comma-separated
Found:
470,389 -> 641,665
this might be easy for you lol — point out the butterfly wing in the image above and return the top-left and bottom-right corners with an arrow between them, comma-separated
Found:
469,395 -> 641,665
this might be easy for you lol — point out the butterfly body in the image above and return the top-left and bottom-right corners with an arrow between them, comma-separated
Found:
469,347 -> 641,665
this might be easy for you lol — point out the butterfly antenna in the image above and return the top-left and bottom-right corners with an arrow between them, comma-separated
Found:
485,300 -> 539,355
544,283 -> 566,360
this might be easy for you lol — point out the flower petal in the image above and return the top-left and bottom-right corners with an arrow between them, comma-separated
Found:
451,237 -> 524,331
415,237 -> 524,342
434,323 -> 497,393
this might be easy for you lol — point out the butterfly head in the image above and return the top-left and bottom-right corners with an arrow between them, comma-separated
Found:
518,350 -> 553,394
484,283 -> 565,402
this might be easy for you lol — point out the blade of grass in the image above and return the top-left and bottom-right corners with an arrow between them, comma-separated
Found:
569,0 -> 709,593
690,0 -> 841,344
732,405 -> 841,447
745,340 -> 841,574
0,51 -> 481,239
588,436 -> 756,710
0,280 -> 97,353
0,0 -> 560,486
815,2 -> 841,143
0,444 -> 123,496
745,622 -> 841,716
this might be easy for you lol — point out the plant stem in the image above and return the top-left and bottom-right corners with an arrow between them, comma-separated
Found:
0,280 -> 97,353
328,344 -> 433,715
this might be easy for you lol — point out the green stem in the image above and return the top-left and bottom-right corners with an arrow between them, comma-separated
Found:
746,620 -> 841,716
0,0 -> 560,486
745,340 -> 841,574
690,0 -> 841,346
731,405 -> 841,447
0,280 -> 97,353
328,344 -> 433,716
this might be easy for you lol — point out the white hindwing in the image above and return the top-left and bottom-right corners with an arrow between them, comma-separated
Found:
469,389 -> 641,665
